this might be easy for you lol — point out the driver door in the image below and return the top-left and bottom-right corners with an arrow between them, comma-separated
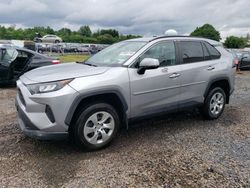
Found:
128,41 -> 182,118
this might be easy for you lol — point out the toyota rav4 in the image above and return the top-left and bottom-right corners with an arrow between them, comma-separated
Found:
16,36 -> 235,150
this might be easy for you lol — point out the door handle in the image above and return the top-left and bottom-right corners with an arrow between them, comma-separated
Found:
207,66 -> 215,71
169,73 -> 180,78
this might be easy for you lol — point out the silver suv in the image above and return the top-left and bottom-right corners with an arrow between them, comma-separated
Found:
16,36 -> 235,150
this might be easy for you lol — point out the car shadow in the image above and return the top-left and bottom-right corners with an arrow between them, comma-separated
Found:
6,106 -> 241,187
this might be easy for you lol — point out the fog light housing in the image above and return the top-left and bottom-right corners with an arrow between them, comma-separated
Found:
45,105 -> 55,123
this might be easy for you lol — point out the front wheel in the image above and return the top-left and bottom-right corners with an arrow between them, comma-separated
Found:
72,103 -> 120,150
202,87 -> 226,120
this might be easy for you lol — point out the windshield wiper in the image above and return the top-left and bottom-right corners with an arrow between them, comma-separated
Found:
77,61 -> 97,67
84,62 -> 97,67
76,61 -> 97,67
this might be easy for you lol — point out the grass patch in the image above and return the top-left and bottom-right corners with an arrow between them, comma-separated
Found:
59,54 -> 90,63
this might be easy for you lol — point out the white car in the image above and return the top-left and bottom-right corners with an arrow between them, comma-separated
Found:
37,35 -> 62,43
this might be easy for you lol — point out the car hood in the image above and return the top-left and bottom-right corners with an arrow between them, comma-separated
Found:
21,62 -> 110,84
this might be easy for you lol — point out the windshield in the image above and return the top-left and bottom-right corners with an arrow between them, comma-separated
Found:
87,41 -> 146,66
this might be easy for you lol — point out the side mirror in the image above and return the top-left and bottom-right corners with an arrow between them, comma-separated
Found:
137,58 -> 160,74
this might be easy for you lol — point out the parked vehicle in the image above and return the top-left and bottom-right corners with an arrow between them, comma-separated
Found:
35,35 -> 63,43
229,50 -> 241,70
0,45 -> 60,85
239,51 -> 250,70
16,36 -> 235,150
36,43 -> 49,54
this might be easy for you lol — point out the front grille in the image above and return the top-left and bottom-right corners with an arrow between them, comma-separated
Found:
18,88 -> 26,106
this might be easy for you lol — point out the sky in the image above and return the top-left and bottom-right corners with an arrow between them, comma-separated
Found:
0,0 -> 249,39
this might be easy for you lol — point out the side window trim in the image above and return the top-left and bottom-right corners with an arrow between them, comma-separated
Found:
201,42 -> 211,61
130,40 -> 179,68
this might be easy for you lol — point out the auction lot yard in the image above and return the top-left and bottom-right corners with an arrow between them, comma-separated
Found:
0,73 -> 250,187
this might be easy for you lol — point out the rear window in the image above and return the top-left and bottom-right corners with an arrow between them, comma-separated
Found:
204,42 -> 221,59
179,41 -> 204,63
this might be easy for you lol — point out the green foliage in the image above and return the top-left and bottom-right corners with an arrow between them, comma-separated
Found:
0,25 -> 141,44
100,29 -> 119,38
78,25 -> 92,37
190,24 -> 221,41
97,34 -> 116,44
59,54 -> 89,63
224,36 -> 247,49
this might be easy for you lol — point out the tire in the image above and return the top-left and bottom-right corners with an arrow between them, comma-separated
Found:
72,103 -> 120,150
202,87 -> 226,120
55,40 -> 60,43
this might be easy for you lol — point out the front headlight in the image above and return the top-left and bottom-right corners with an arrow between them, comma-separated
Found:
27,79 -> 73,95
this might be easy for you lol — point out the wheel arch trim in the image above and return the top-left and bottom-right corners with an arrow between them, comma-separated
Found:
204,76 -> 232,103
65,89 -> 128,126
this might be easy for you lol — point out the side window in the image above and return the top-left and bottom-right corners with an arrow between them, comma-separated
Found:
204,42 -> 221,59
140,41 -> 176,67
17,51 -> 29,58
179,41 -> 203,63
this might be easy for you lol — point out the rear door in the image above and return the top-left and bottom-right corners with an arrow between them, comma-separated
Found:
128,41 -> 181,118
176,40 -> 220,107
43,36 -> 51,43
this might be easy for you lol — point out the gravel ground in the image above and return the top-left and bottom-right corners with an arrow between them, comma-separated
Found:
0,72 -> 249,188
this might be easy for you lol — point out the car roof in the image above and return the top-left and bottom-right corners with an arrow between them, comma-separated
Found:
127,35 -> 222,46
0,45 -> 52,59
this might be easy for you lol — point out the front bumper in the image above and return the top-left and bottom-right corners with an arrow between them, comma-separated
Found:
16,100 -> 68,140
15,79 -> 78,140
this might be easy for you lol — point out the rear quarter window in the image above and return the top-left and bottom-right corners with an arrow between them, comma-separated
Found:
204,42 -> 221,59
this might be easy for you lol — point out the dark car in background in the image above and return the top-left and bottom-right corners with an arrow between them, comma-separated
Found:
239,51 -> 250,70
0,45 -> 60,85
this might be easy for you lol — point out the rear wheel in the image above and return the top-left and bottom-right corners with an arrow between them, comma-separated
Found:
72,103 -> 120,150
202,87 -> 226,120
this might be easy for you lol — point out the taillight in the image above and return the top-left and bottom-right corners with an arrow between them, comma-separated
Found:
232,59 -> 238,68
234,59 -> 239,65
52,60 -> 60,64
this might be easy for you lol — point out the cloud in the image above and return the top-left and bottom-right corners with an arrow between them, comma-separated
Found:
0,0 -> 249,38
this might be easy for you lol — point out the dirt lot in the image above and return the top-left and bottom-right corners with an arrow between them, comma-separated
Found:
0,72 -> 250,188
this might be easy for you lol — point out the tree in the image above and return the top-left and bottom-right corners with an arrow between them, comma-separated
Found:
97,34 -> 116,44
0,25 -> 141,44
246,33 -> 250,40
57,28 -> 72,36
100,29 -> 119,38
224,36 -> 246,49
78,25 -> 92,37
190,24 -> 221,41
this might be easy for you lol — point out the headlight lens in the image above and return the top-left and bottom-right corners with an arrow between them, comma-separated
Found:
27,79 -> 73,94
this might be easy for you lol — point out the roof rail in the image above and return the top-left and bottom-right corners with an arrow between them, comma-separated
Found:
149,35 -> 206,42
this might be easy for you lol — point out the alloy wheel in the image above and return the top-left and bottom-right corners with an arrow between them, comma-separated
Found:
83,111 -> 115,145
